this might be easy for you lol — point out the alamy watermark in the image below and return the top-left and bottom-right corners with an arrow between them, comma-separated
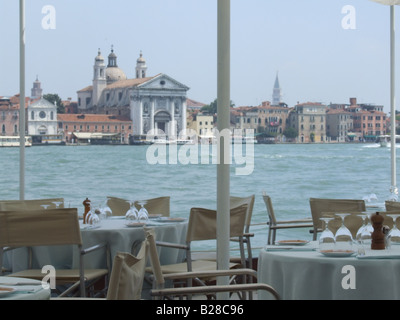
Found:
41,5 -> 56,30
145,128 -> 255,176
342,5 -> 356,30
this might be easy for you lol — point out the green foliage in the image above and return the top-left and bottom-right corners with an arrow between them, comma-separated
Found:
43,93 -> 65,114
201,98 -> 235,115
283,127 -> 298,139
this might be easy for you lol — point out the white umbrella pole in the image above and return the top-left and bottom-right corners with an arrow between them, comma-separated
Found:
19,0 -> 26,200
390,5 -> 398,198
216,0 -> 230,298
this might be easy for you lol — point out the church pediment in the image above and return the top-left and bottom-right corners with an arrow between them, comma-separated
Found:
138,74 -> 189,91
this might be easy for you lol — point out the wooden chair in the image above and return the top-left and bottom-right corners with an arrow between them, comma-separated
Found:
0,208 -> 109,297
309,198 -> 366,240
263,192 -> 313,244
144,205 -> 249,293
107,196 -> 170,217
145,229 -> 280,300
0,198 -> 65,211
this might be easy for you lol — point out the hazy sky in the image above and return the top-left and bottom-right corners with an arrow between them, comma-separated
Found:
0,0 -> 398,113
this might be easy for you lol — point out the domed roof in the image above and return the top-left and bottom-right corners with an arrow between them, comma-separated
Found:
95,49 -> 104,61
106,67 -> 127,84
137,51 -> 146,64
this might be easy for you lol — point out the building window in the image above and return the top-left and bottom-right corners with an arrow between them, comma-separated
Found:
1,124 -> 5,134
31,111 -> 34,120
50,111 -> 54,120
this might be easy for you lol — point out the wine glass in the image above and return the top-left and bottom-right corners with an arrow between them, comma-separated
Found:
137,200 -> 149,222
334,213 -> 354,251
40,204 -> 50,210
100,198 -> 112,219
125,200 -> 138,221
319,217 -> 335,252
387,214 -> 400,245
356,213 -> 372,254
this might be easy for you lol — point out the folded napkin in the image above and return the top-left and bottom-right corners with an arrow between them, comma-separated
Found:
80,224 -> 101,230
357,249 -> 400,259
265,241 -> 318,252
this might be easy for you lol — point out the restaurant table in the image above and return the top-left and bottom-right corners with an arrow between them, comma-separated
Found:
4,216 -> 188,272
0,277 -> 51,300
257,241 -> 400,300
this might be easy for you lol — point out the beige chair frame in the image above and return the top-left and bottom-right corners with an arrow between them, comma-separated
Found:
145,229 -> 280,300
107,196 -> 170,217
309,198 -> 366,240
0,208 -> 109,297
0,198 -> 65,211
262,193 -> 313,244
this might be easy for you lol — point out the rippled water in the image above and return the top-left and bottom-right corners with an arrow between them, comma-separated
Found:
1,142 -> 398,253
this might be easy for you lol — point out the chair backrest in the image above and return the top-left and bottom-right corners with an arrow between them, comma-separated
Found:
309,198 -> 366,233
385,200 -> 400,212
262,193 -> 277,225
106,241 -> 148,300
0,198 -> 65,211
230,195 -> 255,232
145,229 -> 165,290
186,204 -> 247,243
107,196 -> 170,217
0,208 -> 81,248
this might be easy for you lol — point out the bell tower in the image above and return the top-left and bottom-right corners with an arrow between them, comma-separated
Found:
93,49 -> 106,107
272,72 -> 282,106
135,51 -> 147,78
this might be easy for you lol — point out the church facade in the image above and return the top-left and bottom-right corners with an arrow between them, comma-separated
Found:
77,48 -> 189,139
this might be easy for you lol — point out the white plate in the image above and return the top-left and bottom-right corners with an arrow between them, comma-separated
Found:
319,250 -> 356,257
125,222 -> 146,228
0,286 -> 16,297
276,240 -> 309,246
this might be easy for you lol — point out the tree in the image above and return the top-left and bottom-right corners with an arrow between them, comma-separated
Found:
201,98 -> 235,115
283,127 -> 298,139
43,93 -> 65,114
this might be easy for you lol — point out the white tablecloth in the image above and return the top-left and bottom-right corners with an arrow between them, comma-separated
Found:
5,217 -> 188,272
0,277 -> 51,300
258,243 -> 400,300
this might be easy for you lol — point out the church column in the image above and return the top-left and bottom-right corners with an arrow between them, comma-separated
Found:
181,96 -> 187,134
139,98 -> 143,135
150,97 -> 155,135
168,97 -> 175,137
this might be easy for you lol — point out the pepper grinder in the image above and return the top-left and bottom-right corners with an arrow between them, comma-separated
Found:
371,212 -> 385,250
83,198 -> 91,224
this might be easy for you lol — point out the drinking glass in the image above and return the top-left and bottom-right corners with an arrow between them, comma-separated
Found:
387,214 -> 400,245
334,213 -> 354,251
125,200 -> 138,221
100,197 -> 112,219
137,200 -> 149,222
319,217 -> 335,251
356,213 -> 372,254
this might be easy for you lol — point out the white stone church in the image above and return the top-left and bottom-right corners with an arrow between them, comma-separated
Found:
77,48 -> 189,138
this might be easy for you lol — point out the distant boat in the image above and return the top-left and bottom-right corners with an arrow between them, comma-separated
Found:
0,136 -> 32,147
152,138 -> 195,145
377,135 -> 400,147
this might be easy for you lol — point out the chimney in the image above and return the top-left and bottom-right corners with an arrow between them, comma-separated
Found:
350,98 -> 357,106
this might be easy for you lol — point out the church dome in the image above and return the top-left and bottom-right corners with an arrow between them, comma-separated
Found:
95,49 -> 104,61
137,51 -> 146,64
106,67 -> 127,84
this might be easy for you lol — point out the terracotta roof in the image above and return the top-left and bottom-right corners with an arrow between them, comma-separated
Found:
186,98 -> 206,107
77,85 -> 93,93
57,114 -> 131,122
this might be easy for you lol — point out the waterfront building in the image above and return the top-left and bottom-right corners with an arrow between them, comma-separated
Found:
347,98 -> 386,141
232,106 -> 259,134
256,101 -> 291,138
27,97 -> 62,144
0,96 -> 22,136
77,48 -> 189,139
289,102 -> 327,143
57,114 -> 132,145
187,111 -> 214,141
326,107 -> 354,142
